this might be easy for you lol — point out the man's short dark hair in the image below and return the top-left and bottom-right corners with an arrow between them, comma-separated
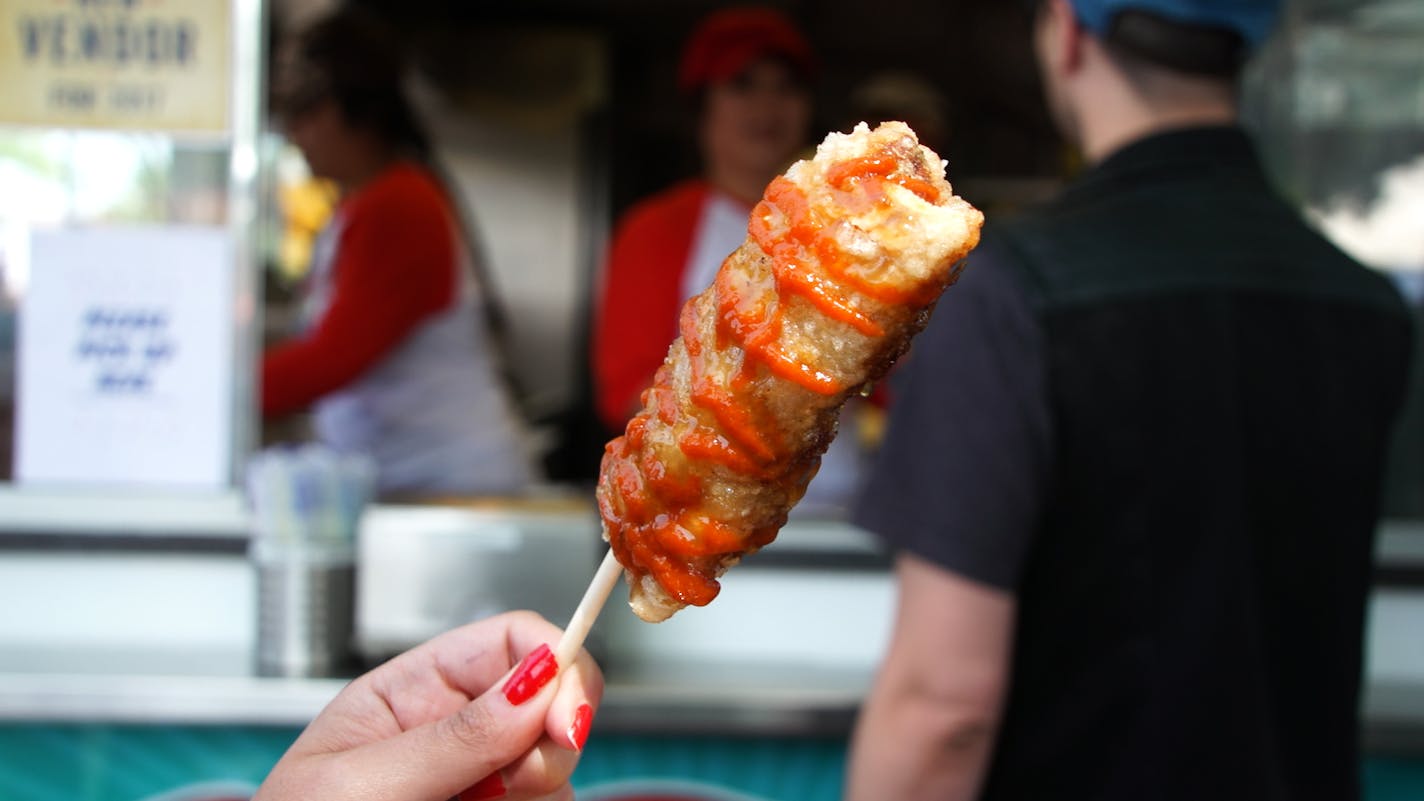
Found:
1021,0 -> 1250,81
1104,8 -> 1248,79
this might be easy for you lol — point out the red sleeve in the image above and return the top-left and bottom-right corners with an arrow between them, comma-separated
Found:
261,168 -> 457,417
592,184 -> 706,431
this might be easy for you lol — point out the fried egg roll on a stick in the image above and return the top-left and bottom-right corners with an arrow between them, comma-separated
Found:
596,121 -> 983,622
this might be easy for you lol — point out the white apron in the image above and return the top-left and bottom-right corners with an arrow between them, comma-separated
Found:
302,209 -> 536,497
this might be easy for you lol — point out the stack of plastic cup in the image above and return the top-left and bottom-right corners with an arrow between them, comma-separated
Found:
246,445 -> 375,678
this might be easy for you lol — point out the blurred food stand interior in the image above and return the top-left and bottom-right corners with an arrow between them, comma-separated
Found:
1,0 -> 1423,798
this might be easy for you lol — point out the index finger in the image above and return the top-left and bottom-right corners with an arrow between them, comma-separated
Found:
546,645 -> 605,749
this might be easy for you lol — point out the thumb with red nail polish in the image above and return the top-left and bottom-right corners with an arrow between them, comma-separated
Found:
503,643 -> 559,705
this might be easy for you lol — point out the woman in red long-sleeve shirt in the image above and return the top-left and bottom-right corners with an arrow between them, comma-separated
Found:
592,8 -> 818,431
592,8 -> 874,513
266,9 -> 533,497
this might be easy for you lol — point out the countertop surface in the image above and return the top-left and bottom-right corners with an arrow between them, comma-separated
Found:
1,654 -> 1421,748
1,513 -> 1422,744
0,658 -> 869,734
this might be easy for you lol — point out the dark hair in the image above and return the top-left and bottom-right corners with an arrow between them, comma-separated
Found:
685,51 -> 814,117
277,7 -> 433,160
1104,9 -> 1247,79
1020,0 -> 1247,80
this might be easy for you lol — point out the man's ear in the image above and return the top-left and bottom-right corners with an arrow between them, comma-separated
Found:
1042,0 -> 1086,75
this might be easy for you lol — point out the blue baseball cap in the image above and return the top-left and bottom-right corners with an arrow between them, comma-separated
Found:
1070,0 -> 1281,48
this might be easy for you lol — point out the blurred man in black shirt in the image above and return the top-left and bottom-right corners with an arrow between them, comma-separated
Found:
846,2 -> 1413,799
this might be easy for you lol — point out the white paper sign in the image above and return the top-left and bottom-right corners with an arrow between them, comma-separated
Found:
17,226 -> 234,488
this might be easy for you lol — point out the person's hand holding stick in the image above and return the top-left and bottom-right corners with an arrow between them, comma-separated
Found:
255,611 -> 602,801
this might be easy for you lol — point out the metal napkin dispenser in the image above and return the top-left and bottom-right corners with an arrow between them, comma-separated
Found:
354,501 -> 602,661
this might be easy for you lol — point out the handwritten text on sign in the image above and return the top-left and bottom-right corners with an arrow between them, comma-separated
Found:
0,0 -> 232,134
77,308 -> 177,394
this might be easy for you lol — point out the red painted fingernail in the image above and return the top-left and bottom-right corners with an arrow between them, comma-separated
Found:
459,772 -> 506,800
567,703 -> 594,751
502,643 -> 558,705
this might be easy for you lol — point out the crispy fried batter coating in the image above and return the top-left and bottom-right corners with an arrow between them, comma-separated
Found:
597,122 -> 984,621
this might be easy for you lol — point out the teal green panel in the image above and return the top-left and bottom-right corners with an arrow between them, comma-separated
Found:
1364,756 -> 1424,801
0,724 -> 299,801
4,723 -> 1419,801
572,734 -> 847,801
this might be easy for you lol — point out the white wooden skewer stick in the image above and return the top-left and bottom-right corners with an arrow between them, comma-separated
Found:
555,547 -> 623,671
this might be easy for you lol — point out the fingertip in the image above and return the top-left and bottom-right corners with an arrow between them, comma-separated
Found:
567,703 -> 594,751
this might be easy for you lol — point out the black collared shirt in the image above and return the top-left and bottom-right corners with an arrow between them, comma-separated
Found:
855,126 -> 1413,801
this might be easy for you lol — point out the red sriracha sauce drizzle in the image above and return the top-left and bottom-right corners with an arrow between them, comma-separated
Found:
599,144 -> 941,607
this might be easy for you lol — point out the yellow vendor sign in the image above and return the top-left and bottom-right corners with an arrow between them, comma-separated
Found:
0,0 -> 231,135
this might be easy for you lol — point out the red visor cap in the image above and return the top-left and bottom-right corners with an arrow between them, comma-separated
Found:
677,7 -> 817,94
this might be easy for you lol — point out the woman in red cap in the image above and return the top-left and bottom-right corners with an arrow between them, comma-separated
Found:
593,8 -> 869,510
592,7 -> 816,432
